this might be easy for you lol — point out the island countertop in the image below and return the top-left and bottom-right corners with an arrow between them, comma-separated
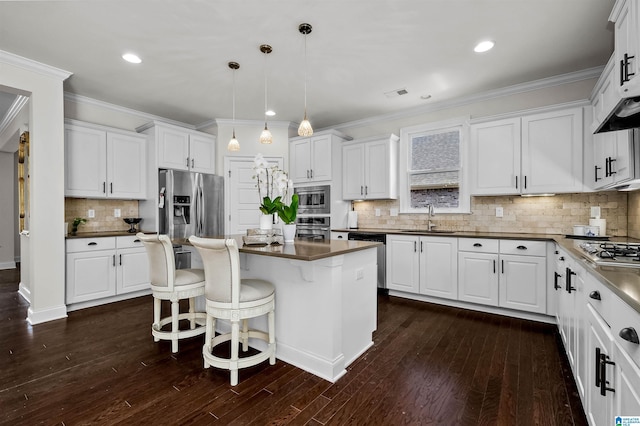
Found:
175,236 -> 381,262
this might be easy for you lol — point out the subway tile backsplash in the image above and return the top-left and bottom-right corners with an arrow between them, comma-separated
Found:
354,191 -> 630,237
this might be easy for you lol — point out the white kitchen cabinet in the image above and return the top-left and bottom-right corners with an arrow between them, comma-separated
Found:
386,235 -> 420,293
331,231 -> 349,240
66,236 -> 150,305
592,129 -> 637,189
155,123 -> 216,173
65,121 -> 147,199
387,234 -> 457,300
342,134 -> 398,200
585,303 -> 613,426
289,130 -> 349,184
457,239 -> 546,314
591,55 -> 618,133
613,342 -> 640,420
419,237 -> 458,300
611,0 -> 639,97
469,106 -> 583,195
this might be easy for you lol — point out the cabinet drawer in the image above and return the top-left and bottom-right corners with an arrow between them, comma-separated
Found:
584,275 -> 612,325
67,237 -> 116,253
116,235 -> 145,249
611,293 -> 640,370
458,238 -> 498,253
499,240 -> 546,256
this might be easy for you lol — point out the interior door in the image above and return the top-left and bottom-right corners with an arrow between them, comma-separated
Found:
224,156 -> 284,235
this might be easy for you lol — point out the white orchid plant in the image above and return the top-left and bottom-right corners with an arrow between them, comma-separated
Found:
252,154 -> 294,217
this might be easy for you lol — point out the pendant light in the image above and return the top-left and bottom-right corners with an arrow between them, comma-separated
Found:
227,61 -> 240,151
259,44 -> 273,144
298,23 -> 313,137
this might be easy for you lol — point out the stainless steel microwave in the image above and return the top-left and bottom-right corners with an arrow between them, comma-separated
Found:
294,185 -> 330,215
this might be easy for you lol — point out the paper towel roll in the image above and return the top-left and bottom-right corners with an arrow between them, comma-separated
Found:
589,218 -> 607,236
348,211 -> 358,229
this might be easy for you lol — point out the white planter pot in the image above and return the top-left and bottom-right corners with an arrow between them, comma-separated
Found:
282,223 -> 296,243
259,214 -> 274,230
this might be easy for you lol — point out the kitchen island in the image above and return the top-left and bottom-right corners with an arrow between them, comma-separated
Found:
179,237 -> 381,383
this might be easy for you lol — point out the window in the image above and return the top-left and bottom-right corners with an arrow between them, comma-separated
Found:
399,117 -> 470,214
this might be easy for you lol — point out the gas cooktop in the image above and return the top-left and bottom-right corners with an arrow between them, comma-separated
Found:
578,241 -> 640,267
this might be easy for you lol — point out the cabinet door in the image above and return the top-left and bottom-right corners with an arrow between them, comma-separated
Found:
614,0 -> 638,94
469,118 -> 521,195
65,125 -> 107,197
386,235 -> 420,293
593,131 -> 616,189
310,135 -> 332,181
290,139 -> 311,183
499,254 -> 546,314
521,107 -> 583,194
342,143 -> 365,199
189,133 -> 216,174
419,237 -> 458,300
614,342 -> 640,420
365,140 -> 393,199
585,304 -> 613,426
612,129 -> 635,184
457,252 -> 499,306
107,132 -> 147,199
158,126 -> 190,171
116,247 -> 150,294
66,250 -> 116,304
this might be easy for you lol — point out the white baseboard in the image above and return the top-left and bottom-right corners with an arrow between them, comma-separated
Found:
0,261 -> 16,270
27,305 -> 68,325
18,282 -> 31,303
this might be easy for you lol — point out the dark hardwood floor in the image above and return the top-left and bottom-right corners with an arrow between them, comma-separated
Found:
0,267 -> 587,425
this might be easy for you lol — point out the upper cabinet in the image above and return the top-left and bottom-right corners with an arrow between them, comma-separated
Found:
469,105 -> 584,195
289,130 -> 349,184
342,134 -> 398,200
152,123 -> 216,173
592,129 -> 637,189
65,120 -> 147,200
612,0 -> 639,96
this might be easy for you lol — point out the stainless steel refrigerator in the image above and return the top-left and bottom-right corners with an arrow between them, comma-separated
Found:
158,169 -> 224,240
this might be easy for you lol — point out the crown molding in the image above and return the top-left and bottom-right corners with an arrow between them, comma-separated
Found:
0,95 -> 29,138
64,92 -> 196,129
331,66 -> 604,131
0,50 -> 72,80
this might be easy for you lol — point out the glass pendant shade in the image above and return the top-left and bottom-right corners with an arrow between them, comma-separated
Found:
298,113 -> 313,137
260,125 -> 273,144
228,129 -> 240,151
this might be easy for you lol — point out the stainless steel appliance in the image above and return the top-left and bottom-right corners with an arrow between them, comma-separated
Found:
577,240 -> 640,268
348,232 -> 387,293
296,216 -> 331,241
158,169 -> 224,239
294,185 -> 331,215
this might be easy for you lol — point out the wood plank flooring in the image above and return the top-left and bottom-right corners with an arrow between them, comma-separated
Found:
0,268 -> 587,425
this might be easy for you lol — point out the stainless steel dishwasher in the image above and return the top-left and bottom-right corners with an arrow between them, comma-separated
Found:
347,232 -> 387,295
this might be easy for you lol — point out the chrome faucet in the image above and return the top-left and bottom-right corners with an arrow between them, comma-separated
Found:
427,204 -> 436,231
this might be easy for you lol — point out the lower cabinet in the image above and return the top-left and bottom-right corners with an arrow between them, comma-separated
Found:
66,236 -> 150,305
458,238 -> 547,314
386,235 -> 457,300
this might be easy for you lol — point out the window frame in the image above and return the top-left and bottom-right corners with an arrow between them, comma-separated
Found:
399,117 -> 470,214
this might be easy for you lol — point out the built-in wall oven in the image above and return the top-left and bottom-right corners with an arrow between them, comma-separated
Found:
294,185 -> 331,215
296,216 -> 331,241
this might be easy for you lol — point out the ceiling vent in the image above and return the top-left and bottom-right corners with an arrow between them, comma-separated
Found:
385,88 -> 408,98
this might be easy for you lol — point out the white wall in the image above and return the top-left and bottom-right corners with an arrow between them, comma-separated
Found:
1,51 -> 71,324
0,152 -> 15,269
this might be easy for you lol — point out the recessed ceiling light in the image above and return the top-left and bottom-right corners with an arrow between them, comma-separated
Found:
122,53 -> 142,64
474,40 -> 495,53
265,110 -> 276,116
420,94 -> 432,100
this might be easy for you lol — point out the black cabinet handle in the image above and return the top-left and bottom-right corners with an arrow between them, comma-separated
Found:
599,353 -> 616,396
360,186 -> 363,195
310,169 -> 313,179
493,259 -> 496,274
88,242 -> 97,246
112,255 -> 116,266
566,267 -> 576,293
414,241 -> 417,252
186,157 -> 190,168
365,186 -> 368,196
134,239 -> 141,243
620,327 -> 640,344
589,291 -> 601,301
554,272 -> 561,290
501,259 -> 504,274
337,235 -> 343,239
420,241 -> 423,252
191,158 -> 195,168
524,175 -> 527,189
595,347 -> 602,387
119,254 -> 122,265
605,157 -> 610,177
595,165 -> 601,182
103,182 -> 106,193
621,53 -> 635,85
473,243 -> 482,247
516,245 -> 527,250
559,256 -> 565,261
110,182 -> 113,193
515,176 -> 518,189
608,157 -> 617,175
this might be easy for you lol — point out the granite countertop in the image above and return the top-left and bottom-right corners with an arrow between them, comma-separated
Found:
175,235 -> 381,262
66,230 -> 154,239
333,228 -> 562,241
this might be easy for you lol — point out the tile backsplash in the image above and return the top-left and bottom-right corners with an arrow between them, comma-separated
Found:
354,191 -> 629,236
65,198 -> 139,233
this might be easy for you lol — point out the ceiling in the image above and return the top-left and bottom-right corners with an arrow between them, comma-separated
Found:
0,1 -> 615,130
